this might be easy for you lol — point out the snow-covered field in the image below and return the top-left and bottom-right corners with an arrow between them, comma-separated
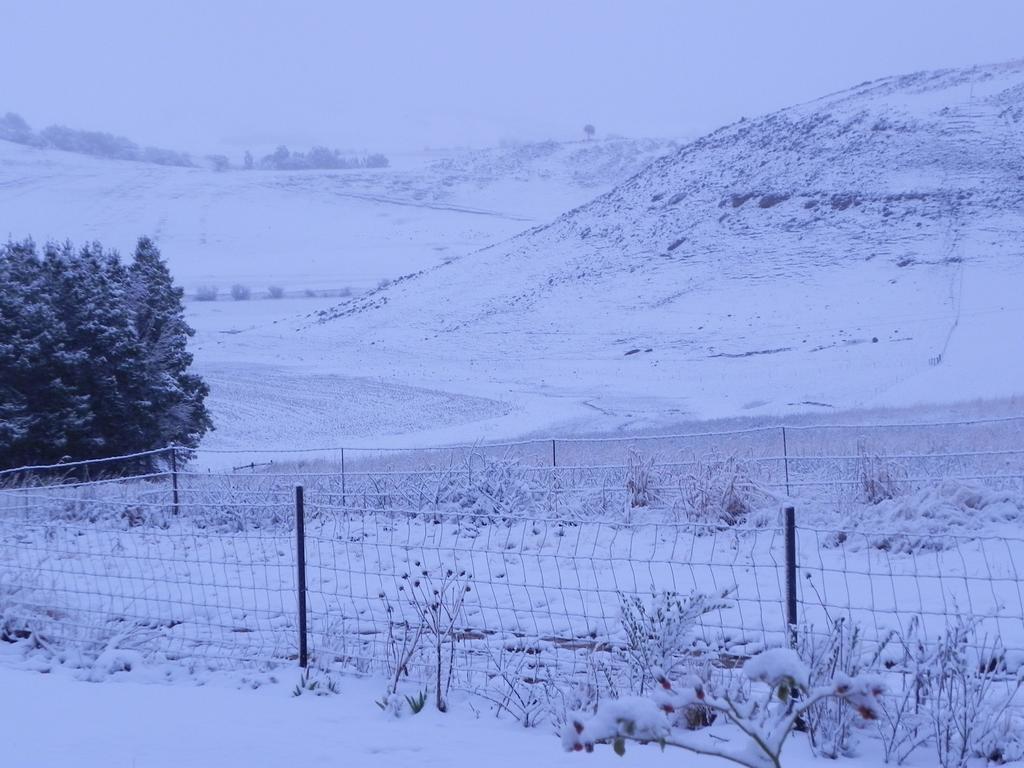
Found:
6,61 -> 1024,454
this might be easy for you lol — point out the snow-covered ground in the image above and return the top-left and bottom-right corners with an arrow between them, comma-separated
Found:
1,659 -> 896,768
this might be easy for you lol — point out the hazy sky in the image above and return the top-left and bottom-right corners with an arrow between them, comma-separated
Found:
2,1 -> 1023,156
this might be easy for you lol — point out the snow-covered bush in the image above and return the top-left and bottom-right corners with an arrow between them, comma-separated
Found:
230,283 -> 252,301
619,587 -> 732,695
673,454 -> 770,527
268,285 -> 285,299
433,454 -> 545,519
825,481 -> 1024,553
796,617 -> 897,758
482,647 -> 548,727
194,285 -> 218,301
625,449 -> 657,509
564,647 -> 885,768
925,618 -> 1021,768
873,614 -> 1023,768
856,442 -> 906,504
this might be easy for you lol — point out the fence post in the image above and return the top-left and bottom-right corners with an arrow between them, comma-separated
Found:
551,439 -> 557,467
295,485 -> 309,668
170,446 -> 180,516
340,448 -> 346,508
781,426 -> 791,497
784,505 -> 798,644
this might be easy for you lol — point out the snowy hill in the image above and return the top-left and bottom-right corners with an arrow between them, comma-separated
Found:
0,135 -> 675,294
292,60 -> 1024,441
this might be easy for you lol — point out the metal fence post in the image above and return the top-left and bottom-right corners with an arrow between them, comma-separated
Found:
340,448 -> 346,507
551,439 -> 557,468
781,426 -> 791,497
784,505 -> 798,644
170,446 -> 180,516
295,485 -> 309,668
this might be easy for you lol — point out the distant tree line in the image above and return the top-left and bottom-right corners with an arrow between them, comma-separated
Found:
0,112 -> 194,167
0,237 -> 211,471
253,144 -> 389,171
1,112 -> 390,172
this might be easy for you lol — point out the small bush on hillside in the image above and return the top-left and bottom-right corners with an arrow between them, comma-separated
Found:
267,285 -> 285,299
195,285 -> 218,301
230,284 -> 251,301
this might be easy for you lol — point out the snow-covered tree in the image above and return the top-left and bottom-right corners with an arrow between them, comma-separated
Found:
0,236 -> 210,472
0,240 -> 92,467
128,237 -> 212,455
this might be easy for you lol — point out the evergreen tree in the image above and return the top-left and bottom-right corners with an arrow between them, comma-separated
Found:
128,237 -> 212,452
44,241 -> 151,460
0,236 -> 211,472
0,240 -> 92,467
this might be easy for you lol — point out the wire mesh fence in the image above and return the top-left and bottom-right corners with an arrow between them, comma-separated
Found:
1,416 -> 1023,716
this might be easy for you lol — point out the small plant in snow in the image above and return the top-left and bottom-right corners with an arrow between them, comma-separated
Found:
564,648 -> 885,768
400,563 -> 473,712
291,669 -> 340,697
375,688 -> 429,717
482,646 -> 548,727
675,453 -> 769,527
267,285 -> 285,299
856,441 -> 904,504
924,617 -> 1021,768
796,616 -> 896,758
625,449 -> 657,509
379,591 -> 425,697
619,587 -> 733,694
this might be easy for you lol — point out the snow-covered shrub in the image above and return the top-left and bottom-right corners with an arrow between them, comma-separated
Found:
856,442 -> 905,504
924,618 -> 1021,768
619,587 -> 732,695
875,616 -> 932,765
194,285 -> 218,301
564,647 -> 885,768
972,710 -> 1024,765
874,613 -> 1023,768
674,454 -> 770,527
267,285 -> 285,299
230,283 -> 252,301
797,617 -> 896,758
433,454 -> 544,519
482,647 -> 548,727
399,564 -> 473,711
0,576 -> 40,645
625,449 -> 657,509
825,481 -> 1024,553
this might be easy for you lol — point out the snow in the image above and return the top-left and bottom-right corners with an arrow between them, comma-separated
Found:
742,647 -> 810,689
0,659 -> 898,768
5,62 -> 1024,454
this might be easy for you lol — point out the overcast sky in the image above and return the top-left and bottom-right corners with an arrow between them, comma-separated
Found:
2,1 -> 1023,156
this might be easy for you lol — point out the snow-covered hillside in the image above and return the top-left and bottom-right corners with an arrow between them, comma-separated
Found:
287,59 -> 1024,443
0,136 -> 675,293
